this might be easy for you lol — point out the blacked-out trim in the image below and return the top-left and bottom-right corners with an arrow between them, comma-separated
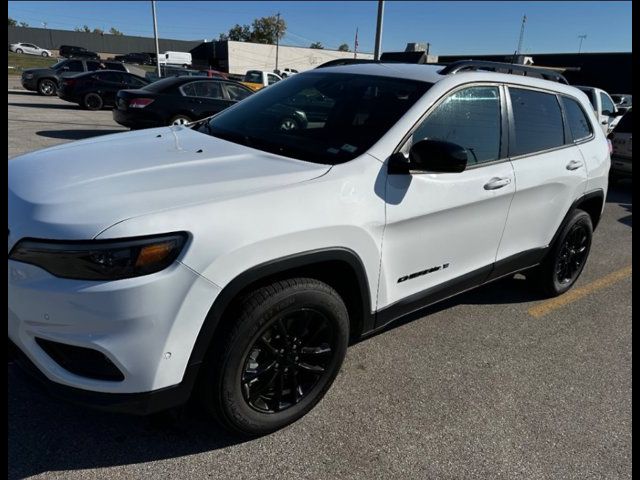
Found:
370,247 -> 549,334
187,247 -> 373,368
373,264 -> 492,331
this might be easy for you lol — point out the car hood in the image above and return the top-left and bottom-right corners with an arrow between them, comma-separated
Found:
8,127 -> 331,243
22,67 -> 57,76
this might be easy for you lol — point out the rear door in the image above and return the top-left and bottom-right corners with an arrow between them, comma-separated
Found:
181,80 -> 232,117
496,86 -> 589,262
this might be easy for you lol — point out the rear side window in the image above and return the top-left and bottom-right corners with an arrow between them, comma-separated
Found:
509,88 -> 564,156
181,81 -> 223,99
412,86 -> 502,165
224,84 -> 252,101
66,60 -> 84,72
562,96 -> 593,141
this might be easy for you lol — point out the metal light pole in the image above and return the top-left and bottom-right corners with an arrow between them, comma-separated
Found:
373,0 -> 384,61
275,12 -> 280,73
151,1 -> 161,77
515,14 -> 527,56
578,34 -> 587,53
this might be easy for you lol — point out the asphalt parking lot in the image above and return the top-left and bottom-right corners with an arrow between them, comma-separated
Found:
8,91 -> 632,479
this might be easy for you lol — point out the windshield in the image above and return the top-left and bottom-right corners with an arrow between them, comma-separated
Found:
204,72 -> 432,164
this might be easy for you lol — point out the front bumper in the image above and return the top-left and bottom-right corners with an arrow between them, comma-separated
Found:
8,258 -> 221,398
20,77 -> 38,91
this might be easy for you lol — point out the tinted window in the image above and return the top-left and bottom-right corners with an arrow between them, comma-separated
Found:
207,73 -> 431,164
244,71 -> 262,83
267,74 -> 280,85
86,61 -> 100,71
614,111 -> 632,133
66,61 -> 84,72
182,81 -> 223,99
225,84 -> 252,101
509,88 -> 564,156
126,75 -> 147,88
95,72 -> 120,82
562,96 -> 593,141
600,93 -> 615,115
412,86 -> 501,165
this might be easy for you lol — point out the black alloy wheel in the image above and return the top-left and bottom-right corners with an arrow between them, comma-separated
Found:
84,93 -> 104,111
554,223 -> 590,285
241,308 -> 336,413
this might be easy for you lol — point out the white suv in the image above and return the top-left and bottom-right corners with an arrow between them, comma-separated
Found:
8,61 -> 609,436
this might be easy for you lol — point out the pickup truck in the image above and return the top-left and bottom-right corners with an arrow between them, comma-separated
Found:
241,70 -> 282,91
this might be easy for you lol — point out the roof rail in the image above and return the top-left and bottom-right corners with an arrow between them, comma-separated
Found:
315,58 -> 378,69
439,60 -> 569,85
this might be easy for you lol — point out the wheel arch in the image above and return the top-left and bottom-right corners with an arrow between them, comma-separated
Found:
550,189 -> 605,247
187,248 -> 373,370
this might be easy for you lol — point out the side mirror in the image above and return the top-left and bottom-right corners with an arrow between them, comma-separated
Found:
390,139 -> 468,174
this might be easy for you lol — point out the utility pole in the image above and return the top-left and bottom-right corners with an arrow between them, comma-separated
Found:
516,14 -> 527,57
275,12 -> 280,73
151,1 -> 161,78
373,0 -> 384,61
578,34 -> 587,53
353,27 -> 359,59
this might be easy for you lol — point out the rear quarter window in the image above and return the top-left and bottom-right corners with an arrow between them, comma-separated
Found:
562,96 -> 594,142
509,87 -> 564,156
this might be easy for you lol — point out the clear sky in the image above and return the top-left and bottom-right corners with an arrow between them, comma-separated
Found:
8,1 -> 632,55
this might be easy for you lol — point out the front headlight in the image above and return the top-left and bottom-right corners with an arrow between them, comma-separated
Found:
9,232 -> 187,280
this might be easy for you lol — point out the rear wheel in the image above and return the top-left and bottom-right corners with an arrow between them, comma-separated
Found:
169,115 -> 191,126
15,48 -> 23,54
41,51 -> 49,57
83,93 -> 104,111
532,209 -> 593,297
38,78 -> 57,96
199,278 -> 349,436
279,116 -> 301,131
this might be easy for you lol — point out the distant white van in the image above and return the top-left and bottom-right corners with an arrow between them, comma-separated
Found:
158,51 -> 192,67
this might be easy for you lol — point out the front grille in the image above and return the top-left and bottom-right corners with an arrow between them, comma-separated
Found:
35,338 -> 125,381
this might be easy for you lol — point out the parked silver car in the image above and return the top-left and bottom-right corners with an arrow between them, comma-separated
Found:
9,42 -> 52,57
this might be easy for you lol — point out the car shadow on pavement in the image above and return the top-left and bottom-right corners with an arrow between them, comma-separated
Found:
9,102 -> 79,110
8,366 -> 248,480
36,129 -> 125,140
605,180 -> 632,227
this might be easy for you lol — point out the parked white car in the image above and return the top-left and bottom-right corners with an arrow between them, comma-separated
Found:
576,86 -> 624,134
8,61 -> 609,436
9,42 -> 52,57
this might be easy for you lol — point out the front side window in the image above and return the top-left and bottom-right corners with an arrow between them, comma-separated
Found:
411,86 -> 502,165
600,93 -> 616,116
66,60 -> 84,72
562,96 -> 593,142
509,88 -> 564,156
86,61 -> 100,71
267,74 -> 280,85
206,73 -> 431,164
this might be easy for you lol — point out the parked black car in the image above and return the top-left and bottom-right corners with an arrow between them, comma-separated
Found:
57,70 -> 150,110
21,59 -> 130,96
113,76 -> 254,129
59,45 -> 100,60
113,52 -> 152,65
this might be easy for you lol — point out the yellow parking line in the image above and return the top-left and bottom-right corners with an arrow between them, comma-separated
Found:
528,265 -> 632,318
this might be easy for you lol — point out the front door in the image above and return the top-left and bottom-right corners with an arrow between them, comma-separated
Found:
380,85 -> 515,311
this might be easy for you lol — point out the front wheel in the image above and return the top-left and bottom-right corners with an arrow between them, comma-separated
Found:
199,278 -> 349,436
532,209 -> 593,297
41,51 -> 49,57
169,115 -> 191,126
15,48 -> 23,54
38,78 -> 57,96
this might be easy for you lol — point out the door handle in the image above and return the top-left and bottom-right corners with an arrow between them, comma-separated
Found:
484,177 -> 511,190
566,160 -> 583,171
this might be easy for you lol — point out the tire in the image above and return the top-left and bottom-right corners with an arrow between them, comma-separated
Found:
41,51 -> 49,57
38,78 -> 57,96
83,93 -> 104,111
199,278 -> 349,436
169,115 -> 191,126
15,48 -> 23,54
279,116 -> 301,131
532,209 -> 593,297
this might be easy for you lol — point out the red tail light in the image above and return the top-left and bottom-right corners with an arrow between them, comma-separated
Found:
607,139 -> 613,155
129,98 -> 155,109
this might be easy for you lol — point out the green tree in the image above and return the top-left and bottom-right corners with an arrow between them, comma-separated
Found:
338,43 -> 349,52
8,17 -> 17,27
310,42 -> 324,49
109,27 -> 123,35
19,21 -> 29,27
92,28 -> 104,34
220,15 -> 286,44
